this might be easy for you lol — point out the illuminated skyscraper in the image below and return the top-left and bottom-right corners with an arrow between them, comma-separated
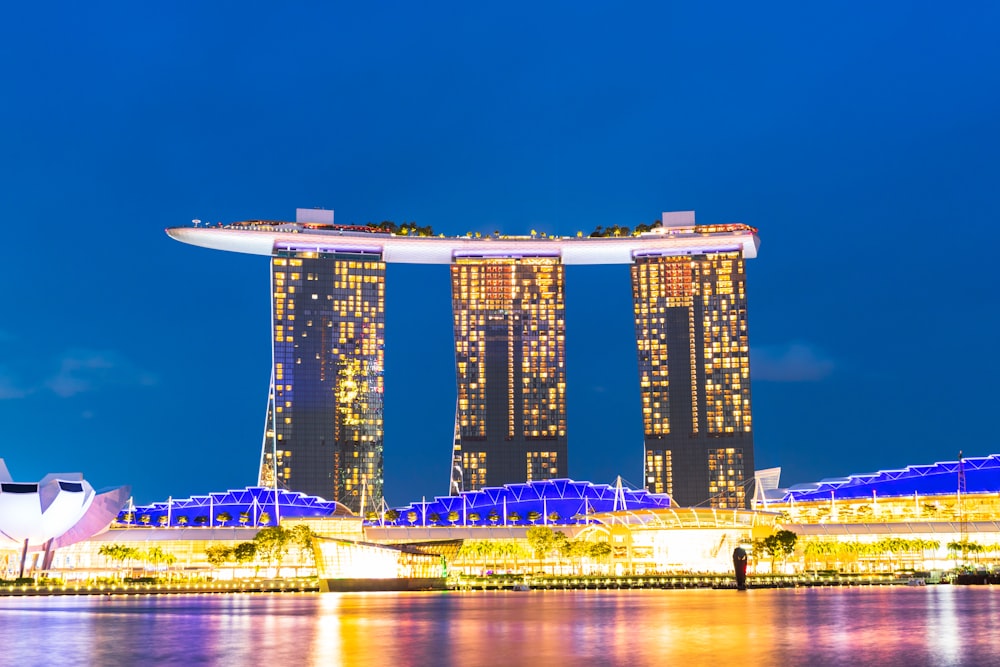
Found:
632,212 -> 754,509
258,211 -> 385,514
449,255 -> 567,493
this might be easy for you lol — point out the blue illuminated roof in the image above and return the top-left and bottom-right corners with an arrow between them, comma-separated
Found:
381,478 -> 671,527
777,454 -> 1000,502
118,486 -> 353,527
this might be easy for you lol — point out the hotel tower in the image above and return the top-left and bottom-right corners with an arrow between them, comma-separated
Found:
166,208 -> 758,510
449,255 -> 567,493
631,212 -> 753,508
258,210 -> 385,514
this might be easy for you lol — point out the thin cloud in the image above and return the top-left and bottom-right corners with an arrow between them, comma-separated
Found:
752,343 -> 835,382
0,369 -> 29,399
44,350 -> 158,398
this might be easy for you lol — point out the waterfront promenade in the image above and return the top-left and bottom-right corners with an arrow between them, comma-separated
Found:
0,571 -> 965,597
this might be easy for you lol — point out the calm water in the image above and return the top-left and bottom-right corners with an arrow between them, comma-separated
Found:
2,587 -> 999,666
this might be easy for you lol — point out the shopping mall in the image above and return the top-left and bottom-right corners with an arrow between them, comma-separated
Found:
5,454 -> 1000,583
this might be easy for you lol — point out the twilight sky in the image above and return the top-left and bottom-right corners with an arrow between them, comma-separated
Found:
1,3 -> 998,506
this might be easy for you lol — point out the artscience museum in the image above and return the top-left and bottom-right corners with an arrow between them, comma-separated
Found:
0,459 -> 130,577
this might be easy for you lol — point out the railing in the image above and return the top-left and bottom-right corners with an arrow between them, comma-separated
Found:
0,578 -> 320,597
448,572 -> 931,591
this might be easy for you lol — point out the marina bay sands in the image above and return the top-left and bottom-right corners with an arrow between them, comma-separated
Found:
166,209 -> 760,514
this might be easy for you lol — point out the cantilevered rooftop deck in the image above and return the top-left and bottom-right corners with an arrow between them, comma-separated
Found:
166,220 -> 759,264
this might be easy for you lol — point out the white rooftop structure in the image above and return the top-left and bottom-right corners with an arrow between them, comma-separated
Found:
167,210 -> 759,264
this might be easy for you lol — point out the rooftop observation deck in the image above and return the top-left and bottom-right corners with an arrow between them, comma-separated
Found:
166,218 -> 760,265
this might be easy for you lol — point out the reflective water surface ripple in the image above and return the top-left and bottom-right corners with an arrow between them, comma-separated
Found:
1,587 -> 997,666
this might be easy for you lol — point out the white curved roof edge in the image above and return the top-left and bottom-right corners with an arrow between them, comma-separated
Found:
166,227 -> 759,264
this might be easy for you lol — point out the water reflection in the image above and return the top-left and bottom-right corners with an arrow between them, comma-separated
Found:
1,588 -> 997,666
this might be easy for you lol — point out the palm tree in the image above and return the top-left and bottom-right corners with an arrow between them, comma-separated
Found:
146,546 -> 176,578
919,539 -> 941,568
99,544 -> 127,577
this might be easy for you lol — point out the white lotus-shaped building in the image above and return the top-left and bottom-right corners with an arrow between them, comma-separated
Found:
0,459 -> 130,572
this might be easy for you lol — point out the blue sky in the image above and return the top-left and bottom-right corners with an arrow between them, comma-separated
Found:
1,3 -> 998,505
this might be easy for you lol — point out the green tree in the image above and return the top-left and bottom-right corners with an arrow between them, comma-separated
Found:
216,512 -> 232,527
547,511 -> 560,524
764,530 -> 798,571
551,531 -> 570,573
176,515 -> 189,527
526,526 -> 555,561
384,509 -> 400,524
466,512 -> 480,525
507,511 -> 521,525
563,540 -> 591,574
447,511 -> 460,525
205,545 -> 232,571
146,546 -> 176,576
526,511 -> 542,525
140,514 -> 151,526
239,511 -> 250,526
804,541 -> 838,573
258,511 -> 271,526
756,530 -> 798,572
233,542 -> 258,572
487,510 -> 500,525
588,542 -> 612,561
100,544 -> 141,578
428,512 -> 441,525
406,511 -> 418,525
290,524 -> 316,569
459,540 -> 492,575
195,515 -> 209,527
254,526 -> 292,576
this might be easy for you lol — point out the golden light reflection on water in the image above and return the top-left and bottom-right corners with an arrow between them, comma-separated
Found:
1,587 -> 998,666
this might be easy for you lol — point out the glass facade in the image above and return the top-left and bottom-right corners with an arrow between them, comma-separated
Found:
259,248 -> 385,514
449,256 -> 567,492
632,251 -> 753,508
